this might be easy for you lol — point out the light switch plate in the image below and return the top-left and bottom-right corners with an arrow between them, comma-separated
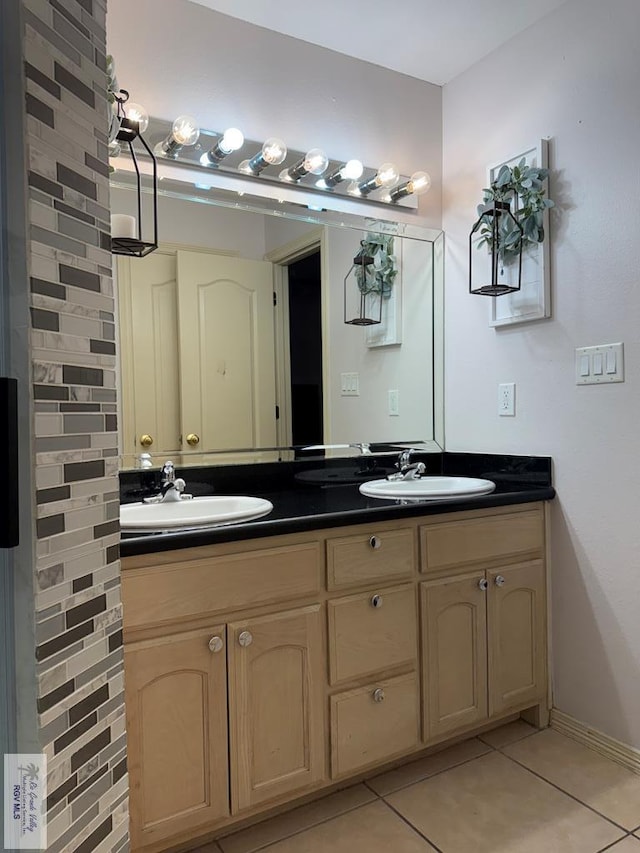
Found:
340,372 -> 360,396
575,343 -> 624,385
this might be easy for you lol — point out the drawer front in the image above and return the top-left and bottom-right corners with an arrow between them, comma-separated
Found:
123,542 -> 322,629
327,528 -> 415,590
421,509 -> 544,573
328,584 -> 417,684
330,672 -> 420,778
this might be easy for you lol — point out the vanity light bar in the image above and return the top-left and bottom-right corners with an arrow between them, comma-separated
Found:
135,117 -> 428,210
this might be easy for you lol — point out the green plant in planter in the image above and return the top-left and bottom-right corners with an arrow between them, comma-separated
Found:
354,233 -> 398,296
476,158 -> 554,264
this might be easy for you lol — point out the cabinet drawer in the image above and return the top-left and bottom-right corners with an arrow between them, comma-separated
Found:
123,541 -> 322,629
328,584 -> 417,684
421,509 -> 544,573
327,528 -> 415,590
330,672 -> 420,778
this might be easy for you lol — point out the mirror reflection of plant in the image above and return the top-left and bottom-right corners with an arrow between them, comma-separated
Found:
475,158 -> 555,264
355,234 -> 398,296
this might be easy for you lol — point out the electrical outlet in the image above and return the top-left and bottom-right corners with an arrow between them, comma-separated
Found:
498,382 -> 515,416
388,389 -> 399,416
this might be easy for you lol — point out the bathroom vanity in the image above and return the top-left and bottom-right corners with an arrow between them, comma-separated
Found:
120,453 -> 554,853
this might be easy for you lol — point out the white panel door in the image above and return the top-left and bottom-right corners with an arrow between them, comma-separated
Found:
118,252 -> 181,463
176,252 -> 277,454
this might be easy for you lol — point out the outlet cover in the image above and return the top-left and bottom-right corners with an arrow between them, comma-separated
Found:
498,382 -> 515,416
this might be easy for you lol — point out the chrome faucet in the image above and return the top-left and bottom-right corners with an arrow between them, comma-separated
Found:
387,448 -> 426,481
159,461 -> 187,502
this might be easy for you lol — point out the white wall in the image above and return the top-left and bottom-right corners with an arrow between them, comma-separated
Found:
110,187 -> 267,258
443,0 -> 640,747
106,0 -> 442,228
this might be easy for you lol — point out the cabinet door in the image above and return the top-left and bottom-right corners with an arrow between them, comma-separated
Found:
125,627 -> 229,848
421,573 -> 488,740
228,605 -> 326,813
488,561 -> 546,716
176,251 -> 277,455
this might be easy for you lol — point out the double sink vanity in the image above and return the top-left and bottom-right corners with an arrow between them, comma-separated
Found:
119,451 -> 554,853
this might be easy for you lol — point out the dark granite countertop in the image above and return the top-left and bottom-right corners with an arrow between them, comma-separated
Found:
119,452 -> 554,559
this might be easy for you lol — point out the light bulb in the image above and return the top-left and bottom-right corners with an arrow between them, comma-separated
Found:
408,171 -> 431,195
376,162 -> 399,188
219,127 -> 244,154
342,159 -> 364,181
125,103 -> 149,133
172,115 -> 200,146
261,137 -> 287,166
302,148 -> 328,176
389,170 -> 432,203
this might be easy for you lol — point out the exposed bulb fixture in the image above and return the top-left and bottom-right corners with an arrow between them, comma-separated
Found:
319,159 -> 364,189
200,127 -> 244,166
239,137 -> 287,175
280,148 -> 328,182
388,170 -> 432,203
156,115 -> 200,158
357,162 -> 400,196
124,102 -> 149,134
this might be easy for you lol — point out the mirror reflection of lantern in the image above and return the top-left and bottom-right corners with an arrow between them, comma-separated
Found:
469,199 -> 523,296
344,241 -> 383,326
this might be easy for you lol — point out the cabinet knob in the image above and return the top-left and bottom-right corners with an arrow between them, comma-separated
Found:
478,578 -> 488,591
140,434 -> 153,448
370,594 -> 383,609
495,575 -> 506,587
372,688 -> 385,703
208,636 -> 223,653
186,433 -> 200,447
238,630 -> 253,648
369,535 -> 381,550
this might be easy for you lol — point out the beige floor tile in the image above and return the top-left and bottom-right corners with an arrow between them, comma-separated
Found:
478,719 -> 538,749
607,838 -> 640,851
504,729 -> 640,830
258,800 -> 437,852
367,736 -> 491,795
387,751 -> 623,853
218,784 -> 377,853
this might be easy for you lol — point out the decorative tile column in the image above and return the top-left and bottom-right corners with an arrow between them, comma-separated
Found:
21,0 -> 128,849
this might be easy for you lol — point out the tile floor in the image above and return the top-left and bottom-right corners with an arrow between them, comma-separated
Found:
192,721 -> 640,853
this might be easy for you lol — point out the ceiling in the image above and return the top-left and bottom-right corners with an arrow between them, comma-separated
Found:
188,0 -> 568,85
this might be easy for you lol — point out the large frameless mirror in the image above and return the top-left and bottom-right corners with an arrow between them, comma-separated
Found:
111,173 -> 443,470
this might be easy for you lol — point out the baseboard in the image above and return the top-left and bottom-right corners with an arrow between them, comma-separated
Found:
551,708 -> 640,775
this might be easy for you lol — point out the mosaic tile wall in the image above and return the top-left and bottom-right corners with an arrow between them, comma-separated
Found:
22,0 -> 129,850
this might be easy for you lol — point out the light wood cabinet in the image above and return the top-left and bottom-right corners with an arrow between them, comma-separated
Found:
125,626 -> 229,849
422,560 -> 547,740
422,572 -> 488,739
122,504 -> 549,852
228,605 -> 326,813
488,561 -> 546,716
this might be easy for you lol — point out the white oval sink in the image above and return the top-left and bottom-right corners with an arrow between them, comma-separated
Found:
359,477 -> 496,500
120,496 -> 274,532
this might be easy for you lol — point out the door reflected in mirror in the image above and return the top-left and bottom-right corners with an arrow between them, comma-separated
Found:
113,183 -> 443,469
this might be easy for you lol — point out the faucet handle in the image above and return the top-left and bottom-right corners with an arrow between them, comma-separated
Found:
161,460 -> 175,481
396,448 -> 416,470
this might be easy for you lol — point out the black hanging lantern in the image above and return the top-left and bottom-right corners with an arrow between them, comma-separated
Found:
111,91 -> 158,258
344,241 -> 383,326
469,199 -> 523,296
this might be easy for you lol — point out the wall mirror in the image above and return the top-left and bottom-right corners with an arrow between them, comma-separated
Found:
111,172 -> 444,470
